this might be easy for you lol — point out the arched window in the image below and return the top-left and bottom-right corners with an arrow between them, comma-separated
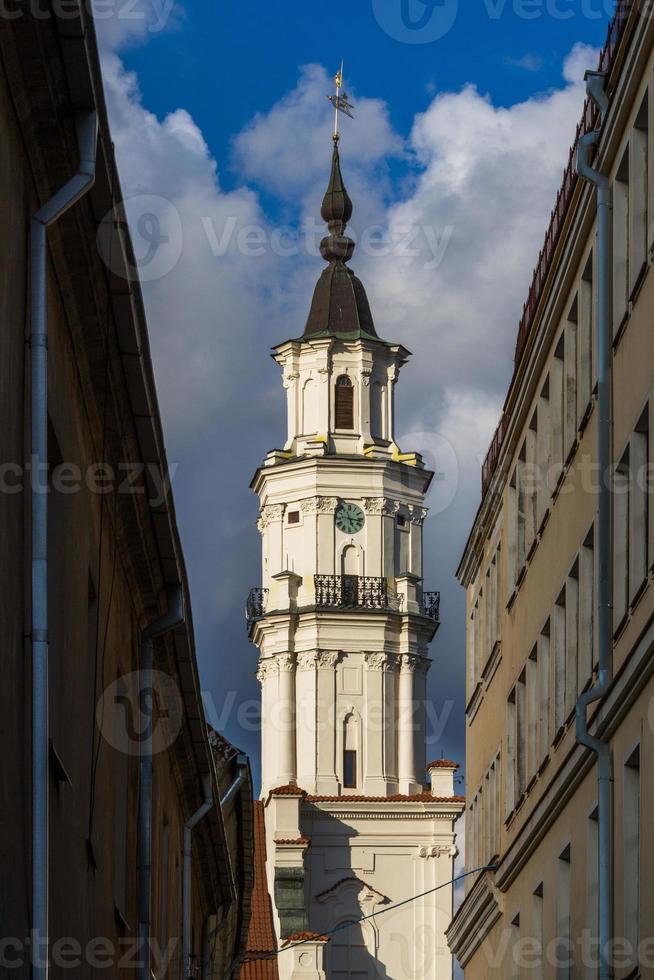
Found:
334,375 -> 354,430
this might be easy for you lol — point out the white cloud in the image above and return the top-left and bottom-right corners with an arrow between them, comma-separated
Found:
98,39 -> 600,780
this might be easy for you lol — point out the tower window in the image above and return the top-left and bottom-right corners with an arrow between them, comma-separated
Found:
335,375 -> 354,430
287,511 -> 300,525
343,749 -> 357,788
396,514 -> 406,528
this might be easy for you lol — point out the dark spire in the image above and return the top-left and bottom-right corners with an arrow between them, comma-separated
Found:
303,142 -> 378,340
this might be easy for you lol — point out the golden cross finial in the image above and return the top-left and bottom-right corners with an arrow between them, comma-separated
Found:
327,60 -> 354,143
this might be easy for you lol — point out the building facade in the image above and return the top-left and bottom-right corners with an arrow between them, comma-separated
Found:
0,6 -> 252,978
247,143 -> 464,980
448,5 -> 654,977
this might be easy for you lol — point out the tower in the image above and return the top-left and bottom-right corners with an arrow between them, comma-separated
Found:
248,134 -> 464,980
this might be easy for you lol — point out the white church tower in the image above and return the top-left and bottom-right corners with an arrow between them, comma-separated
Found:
247,131 -> 464,980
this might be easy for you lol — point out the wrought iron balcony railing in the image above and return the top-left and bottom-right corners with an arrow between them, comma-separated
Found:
315,574 -> 389,611
421,591 -> 441,622
246,587 -> 268,627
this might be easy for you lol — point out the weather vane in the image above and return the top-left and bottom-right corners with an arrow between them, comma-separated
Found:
327,61 -> 354,143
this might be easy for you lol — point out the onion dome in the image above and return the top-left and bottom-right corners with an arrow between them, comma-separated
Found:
303,143 -> 378,340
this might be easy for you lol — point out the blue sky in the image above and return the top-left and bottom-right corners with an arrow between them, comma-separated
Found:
96,0 -> 614,801
123,0 -> 610,170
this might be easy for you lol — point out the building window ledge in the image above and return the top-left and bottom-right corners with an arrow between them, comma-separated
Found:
537,507 -> 550,537
612,308 -> 630,352
629,576 -> 649,614
481,641 -> 502,690
578,398 -> 594,438
629,259 -> 648,306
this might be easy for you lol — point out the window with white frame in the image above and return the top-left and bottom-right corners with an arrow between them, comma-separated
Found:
564,561 -> 579,719
629,409 -> 649,602
613,146 -> 630,335
532,882 -> 545,980
556,844 -> 572,979
553,587 -> 567,735
614,449 -> 630,628
506,688 -> 516,818
551,336 -> 564,487
578,527 -> 595,688
623,744 -> 641,966
526,645 -> 538,784
586,806 -> 599,980
537,376 -> 551,519
577,252 -> 594,428
563,299 -> 578,461
526,415 -> 538,553
629,93 -> 648,294
538,620 -> 551,764
613,407 -> 649,629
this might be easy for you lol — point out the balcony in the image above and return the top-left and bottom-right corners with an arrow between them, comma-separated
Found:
245,579 -> 441,625
421,591 -> 441,623
246,587 -> 268,628
315,574 -> 391,610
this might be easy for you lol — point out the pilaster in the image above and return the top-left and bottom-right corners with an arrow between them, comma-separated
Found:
315,651 -> 340,794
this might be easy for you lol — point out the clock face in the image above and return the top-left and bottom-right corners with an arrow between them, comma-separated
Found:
335,502 -> 365,534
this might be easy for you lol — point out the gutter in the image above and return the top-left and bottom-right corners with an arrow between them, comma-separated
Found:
29,108 -> 98,980
575,69 -> 613,980
138,585 -> 185,980
183,775 -> 215,978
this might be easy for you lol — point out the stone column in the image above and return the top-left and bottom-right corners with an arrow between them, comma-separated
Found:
398,655 -> 421,795
277,654 -> 297,786
257,658 -> 279,795
315,651 -> 339,794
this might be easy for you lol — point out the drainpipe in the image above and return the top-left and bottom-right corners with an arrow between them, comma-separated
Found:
29,109 -> 97,980
220,756 -> 248,810
138,585 -> 185,980
576,69 -> 613,980
183,774 -> 214,978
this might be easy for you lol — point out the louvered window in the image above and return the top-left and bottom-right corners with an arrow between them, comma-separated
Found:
334,375 -> 354,430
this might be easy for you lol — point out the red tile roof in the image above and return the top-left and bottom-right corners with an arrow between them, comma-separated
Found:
282,931 -> 329,945
426,759 -> 460,770
239,802 -> 278,980
267,784 -> 306,799
305,792 -> 465,803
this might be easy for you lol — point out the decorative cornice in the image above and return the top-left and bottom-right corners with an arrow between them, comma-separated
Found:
300,496 -> 339,515
256,659 -> 278,682
277,653 -> 296,672
362,497 -> 396,516
258,503 -> 285,530
282,371 -> 299,389
418,843 -> 457,859
315,650 -> 341,669
364,652 -> 397,672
